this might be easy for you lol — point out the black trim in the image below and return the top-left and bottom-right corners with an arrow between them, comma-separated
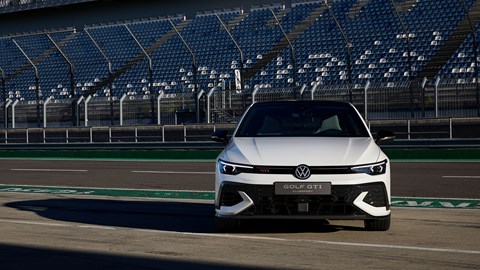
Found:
218,182 -> 390,218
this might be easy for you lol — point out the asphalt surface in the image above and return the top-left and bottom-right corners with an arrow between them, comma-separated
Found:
0,192 -> 478,270
0,160 -> 479,198
0,159 -> 479,269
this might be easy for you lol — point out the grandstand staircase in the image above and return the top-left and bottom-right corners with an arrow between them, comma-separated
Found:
6,31 -> 79,81
241,5 -> 328,82
267,7 -> 290,27
396,0 -> 417,13
415,0 -> 480,80
348,0 -> 416,19
83,20 -> 191,97
348,0 -> 369,19
224,12 -> 248,31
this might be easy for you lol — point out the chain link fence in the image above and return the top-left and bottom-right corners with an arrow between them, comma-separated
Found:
81,96 -> 120,127
1,81 -> 480,128
208,89 -> 247,124
431,80 -> 480,118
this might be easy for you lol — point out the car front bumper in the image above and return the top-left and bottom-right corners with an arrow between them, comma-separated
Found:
216,181 -> 391,219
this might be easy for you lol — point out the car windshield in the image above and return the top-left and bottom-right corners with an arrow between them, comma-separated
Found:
235,102 -> 370,137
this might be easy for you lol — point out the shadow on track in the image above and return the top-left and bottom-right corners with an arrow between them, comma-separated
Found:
0,243 -> 275,270
5,198 -> 361,233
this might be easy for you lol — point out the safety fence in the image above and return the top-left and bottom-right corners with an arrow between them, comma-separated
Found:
1,81 -> 480,128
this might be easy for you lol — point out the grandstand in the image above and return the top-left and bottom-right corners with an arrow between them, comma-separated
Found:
1,0 -> 480,127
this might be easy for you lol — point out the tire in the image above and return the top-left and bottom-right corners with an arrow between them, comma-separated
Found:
364,216 -> 391,231
214,217 -> 241,232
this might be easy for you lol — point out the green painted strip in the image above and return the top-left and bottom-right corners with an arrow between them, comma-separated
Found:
391,197 -> 480,209
0,185 -> 215,200
0,185 -> 478,209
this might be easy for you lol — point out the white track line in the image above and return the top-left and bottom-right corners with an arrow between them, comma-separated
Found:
10,169 -> 88,172
442,176 -> 480,179
0,218 -> 478,255
132,170 -> 214,175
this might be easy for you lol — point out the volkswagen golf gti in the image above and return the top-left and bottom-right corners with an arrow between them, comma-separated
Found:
212,100 -> 394,231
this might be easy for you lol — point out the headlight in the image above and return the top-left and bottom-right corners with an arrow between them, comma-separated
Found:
350,160 -> 387,175
218,160 -> 254,175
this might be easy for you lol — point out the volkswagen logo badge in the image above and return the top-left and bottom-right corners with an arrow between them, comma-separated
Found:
294,164 -> 311,180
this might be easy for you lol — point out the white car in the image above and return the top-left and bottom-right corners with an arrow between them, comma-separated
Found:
212,101 -> 394,231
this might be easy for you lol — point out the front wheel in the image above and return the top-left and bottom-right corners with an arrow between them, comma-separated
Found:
364,216 -> 391,231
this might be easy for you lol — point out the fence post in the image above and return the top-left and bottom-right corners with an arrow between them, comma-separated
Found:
198,90 -> 205,123
407,120 -> 411,140
84,95 -> 91,127
207,88 -> 215,124
119,94 -> 127,126
184,125 -> 187,142
157,92 -> 164,125
89,127 -> 93,143
364,80 -> 370,120
12,100 -> 19,128
421,77 -> 427,117
162,125 -> 165,143
299,84 -> 307,99
1,67 -> 6,128
43,97 -> 53,128
311,82 -> 319,100
252,87 -> 260,103
449,118 -> 453,139
135,126 -> 138,143
76,96 -> 84,127
434,77 -> 441,118
5,99 -> 12,129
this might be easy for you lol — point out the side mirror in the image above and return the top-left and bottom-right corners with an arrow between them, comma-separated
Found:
375,130 -> 395,144
211,130 -> 229,145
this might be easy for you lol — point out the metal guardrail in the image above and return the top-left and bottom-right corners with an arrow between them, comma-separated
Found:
0,117 -> 479,145
0,124 -> 236,144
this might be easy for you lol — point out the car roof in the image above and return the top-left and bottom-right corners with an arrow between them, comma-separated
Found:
251,100 -> 352,107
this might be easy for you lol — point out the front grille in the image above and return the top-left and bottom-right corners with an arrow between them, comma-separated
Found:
219,182 -> 388,217
250,166 -> 353,175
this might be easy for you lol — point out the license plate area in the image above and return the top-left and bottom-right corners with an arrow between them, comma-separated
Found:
274,182 -> 332,195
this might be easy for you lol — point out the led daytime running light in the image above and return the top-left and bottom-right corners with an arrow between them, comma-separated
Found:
350,160 -> 387,175
218,160 -> 254,175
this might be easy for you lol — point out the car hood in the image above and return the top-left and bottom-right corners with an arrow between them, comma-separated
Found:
220,137 -> 381,166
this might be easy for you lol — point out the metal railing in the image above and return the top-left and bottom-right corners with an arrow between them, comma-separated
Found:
0,124 -> 236,144
1,117 -> 479,144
